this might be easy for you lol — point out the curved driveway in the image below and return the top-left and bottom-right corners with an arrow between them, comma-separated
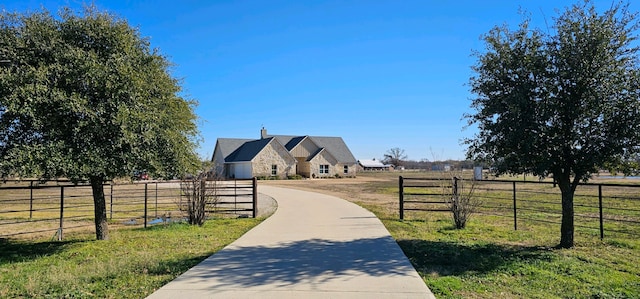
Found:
147,185 -> 435,298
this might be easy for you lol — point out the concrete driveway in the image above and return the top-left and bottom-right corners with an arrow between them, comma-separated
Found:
146,185 -> 435,298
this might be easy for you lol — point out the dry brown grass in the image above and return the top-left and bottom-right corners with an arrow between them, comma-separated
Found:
261,170 -> 640,237
261,173 -> 399,216
261,171 -> 491,219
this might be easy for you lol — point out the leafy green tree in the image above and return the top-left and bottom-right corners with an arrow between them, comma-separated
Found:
0,7 -> 200,240
465,1 -> 640,248
605,152 -> 640,175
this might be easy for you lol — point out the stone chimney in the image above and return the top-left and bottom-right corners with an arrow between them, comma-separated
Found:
261,127 -> 267,139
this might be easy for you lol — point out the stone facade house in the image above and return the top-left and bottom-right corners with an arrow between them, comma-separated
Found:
212,129 -> 357,179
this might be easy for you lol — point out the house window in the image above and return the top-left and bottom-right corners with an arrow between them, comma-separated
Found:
344,165 -> 349,174
319,164 -> 329,174
271,165 -> 277,176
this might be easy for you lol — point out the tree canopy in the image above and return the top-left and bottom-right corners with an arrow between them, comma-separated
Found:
382,147 -> 408,167
465,1 -> 640,248
0,7 -> 201,239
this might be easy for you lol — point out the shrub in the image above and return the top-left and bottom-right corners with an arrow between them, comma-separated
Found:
179,173 -> 220,226
445,177 -> 480,229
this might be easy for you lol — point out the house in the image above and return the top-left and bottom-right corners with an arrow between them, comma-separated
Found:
358,159 -> 393,171
212,128 -> 357,179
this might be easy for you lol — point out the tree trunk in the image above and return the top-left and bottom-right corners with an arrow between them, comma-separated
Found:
90,176 -> 109,240
557,177 -> 574,248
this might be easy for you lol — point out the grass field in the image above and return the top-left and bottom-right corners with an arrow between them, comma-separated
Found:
1,172 -> 638,298
0,180 -> 256,239
0,182 -> 183,240
264,171 -> 640,298
0,218 -> 262,298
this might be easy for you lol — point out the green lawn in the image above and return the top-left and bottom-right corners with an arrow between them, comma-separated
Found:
357,172 -> 640,299
0,218 -> 261,298
1,173 -> 639,298
261,171 -> 639,298
383,215 -> 639,298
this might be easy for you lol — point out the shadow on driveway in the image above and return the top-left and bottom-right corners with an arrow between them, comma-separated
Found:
176,236 -> 416,288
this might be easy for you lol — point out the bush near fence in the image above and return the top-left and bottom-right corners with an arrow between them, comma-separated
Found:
0,179 -> 257,240
399,177 -> 640,240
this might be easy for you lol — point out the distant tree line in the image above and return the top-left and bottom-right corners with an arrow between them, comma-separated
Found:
381,148 -> 476,170
402,159 -> 475,170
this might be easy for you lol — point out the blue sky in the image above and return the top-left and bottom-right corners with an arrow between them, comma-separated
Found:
3,1 -> 638,161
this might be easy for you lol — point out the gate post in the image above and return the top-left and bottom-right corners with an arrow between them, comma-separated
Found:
252,177 -> 258,218
29,181 -> 34,220
109,183 -> 113,220
155,182 -> 158,218
399,176 -> 404,220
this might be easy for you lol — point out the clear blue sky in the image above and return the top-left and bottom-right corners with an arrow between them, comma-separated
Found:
3,1 -> 638,161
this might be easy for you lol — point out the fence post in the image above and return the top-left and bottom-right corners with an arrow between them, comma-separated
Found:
599,184 -> 604,240
399,176 -> 404,220
58,186 -> 64,241
252,177 -> 258,218
144,183 -> 148,228
110,184 -> 113,220
155,182 -> 158,218
29,181 -> 34,220
513,181 -> 517,231
200,179 -> 206,221
234,179 -> 238,214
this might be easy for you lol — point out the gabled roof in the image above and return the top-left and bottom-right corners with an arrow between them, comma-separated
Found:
307,147 -> 337,163
309,136 -> 357,163
214,138 -> 254,161
225,137 -> 274,162
267,135 -> 356,164
283,136 -> 306,151
270,135 -> 297,149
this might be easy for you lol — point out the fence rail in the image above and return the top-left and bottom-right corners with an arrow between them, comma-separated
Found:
0,178 -> 257,240
398,176 -> 640,240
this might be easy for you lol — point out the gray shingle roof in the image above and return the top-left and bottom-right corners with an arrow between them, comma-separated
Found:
269,135 -> 296,149
283,136 -> 306,151
307,147 -> 340,163
225,137 -> 274,162
308,136 -> 356,163
216,133 -> 357,165
215,138 -> 254,161
267,134 -> 356,164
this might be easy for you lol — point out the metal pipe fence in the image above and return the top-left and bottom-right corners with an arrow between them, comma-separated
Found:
0,178 -> 257,240
399,176 -> 640,240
